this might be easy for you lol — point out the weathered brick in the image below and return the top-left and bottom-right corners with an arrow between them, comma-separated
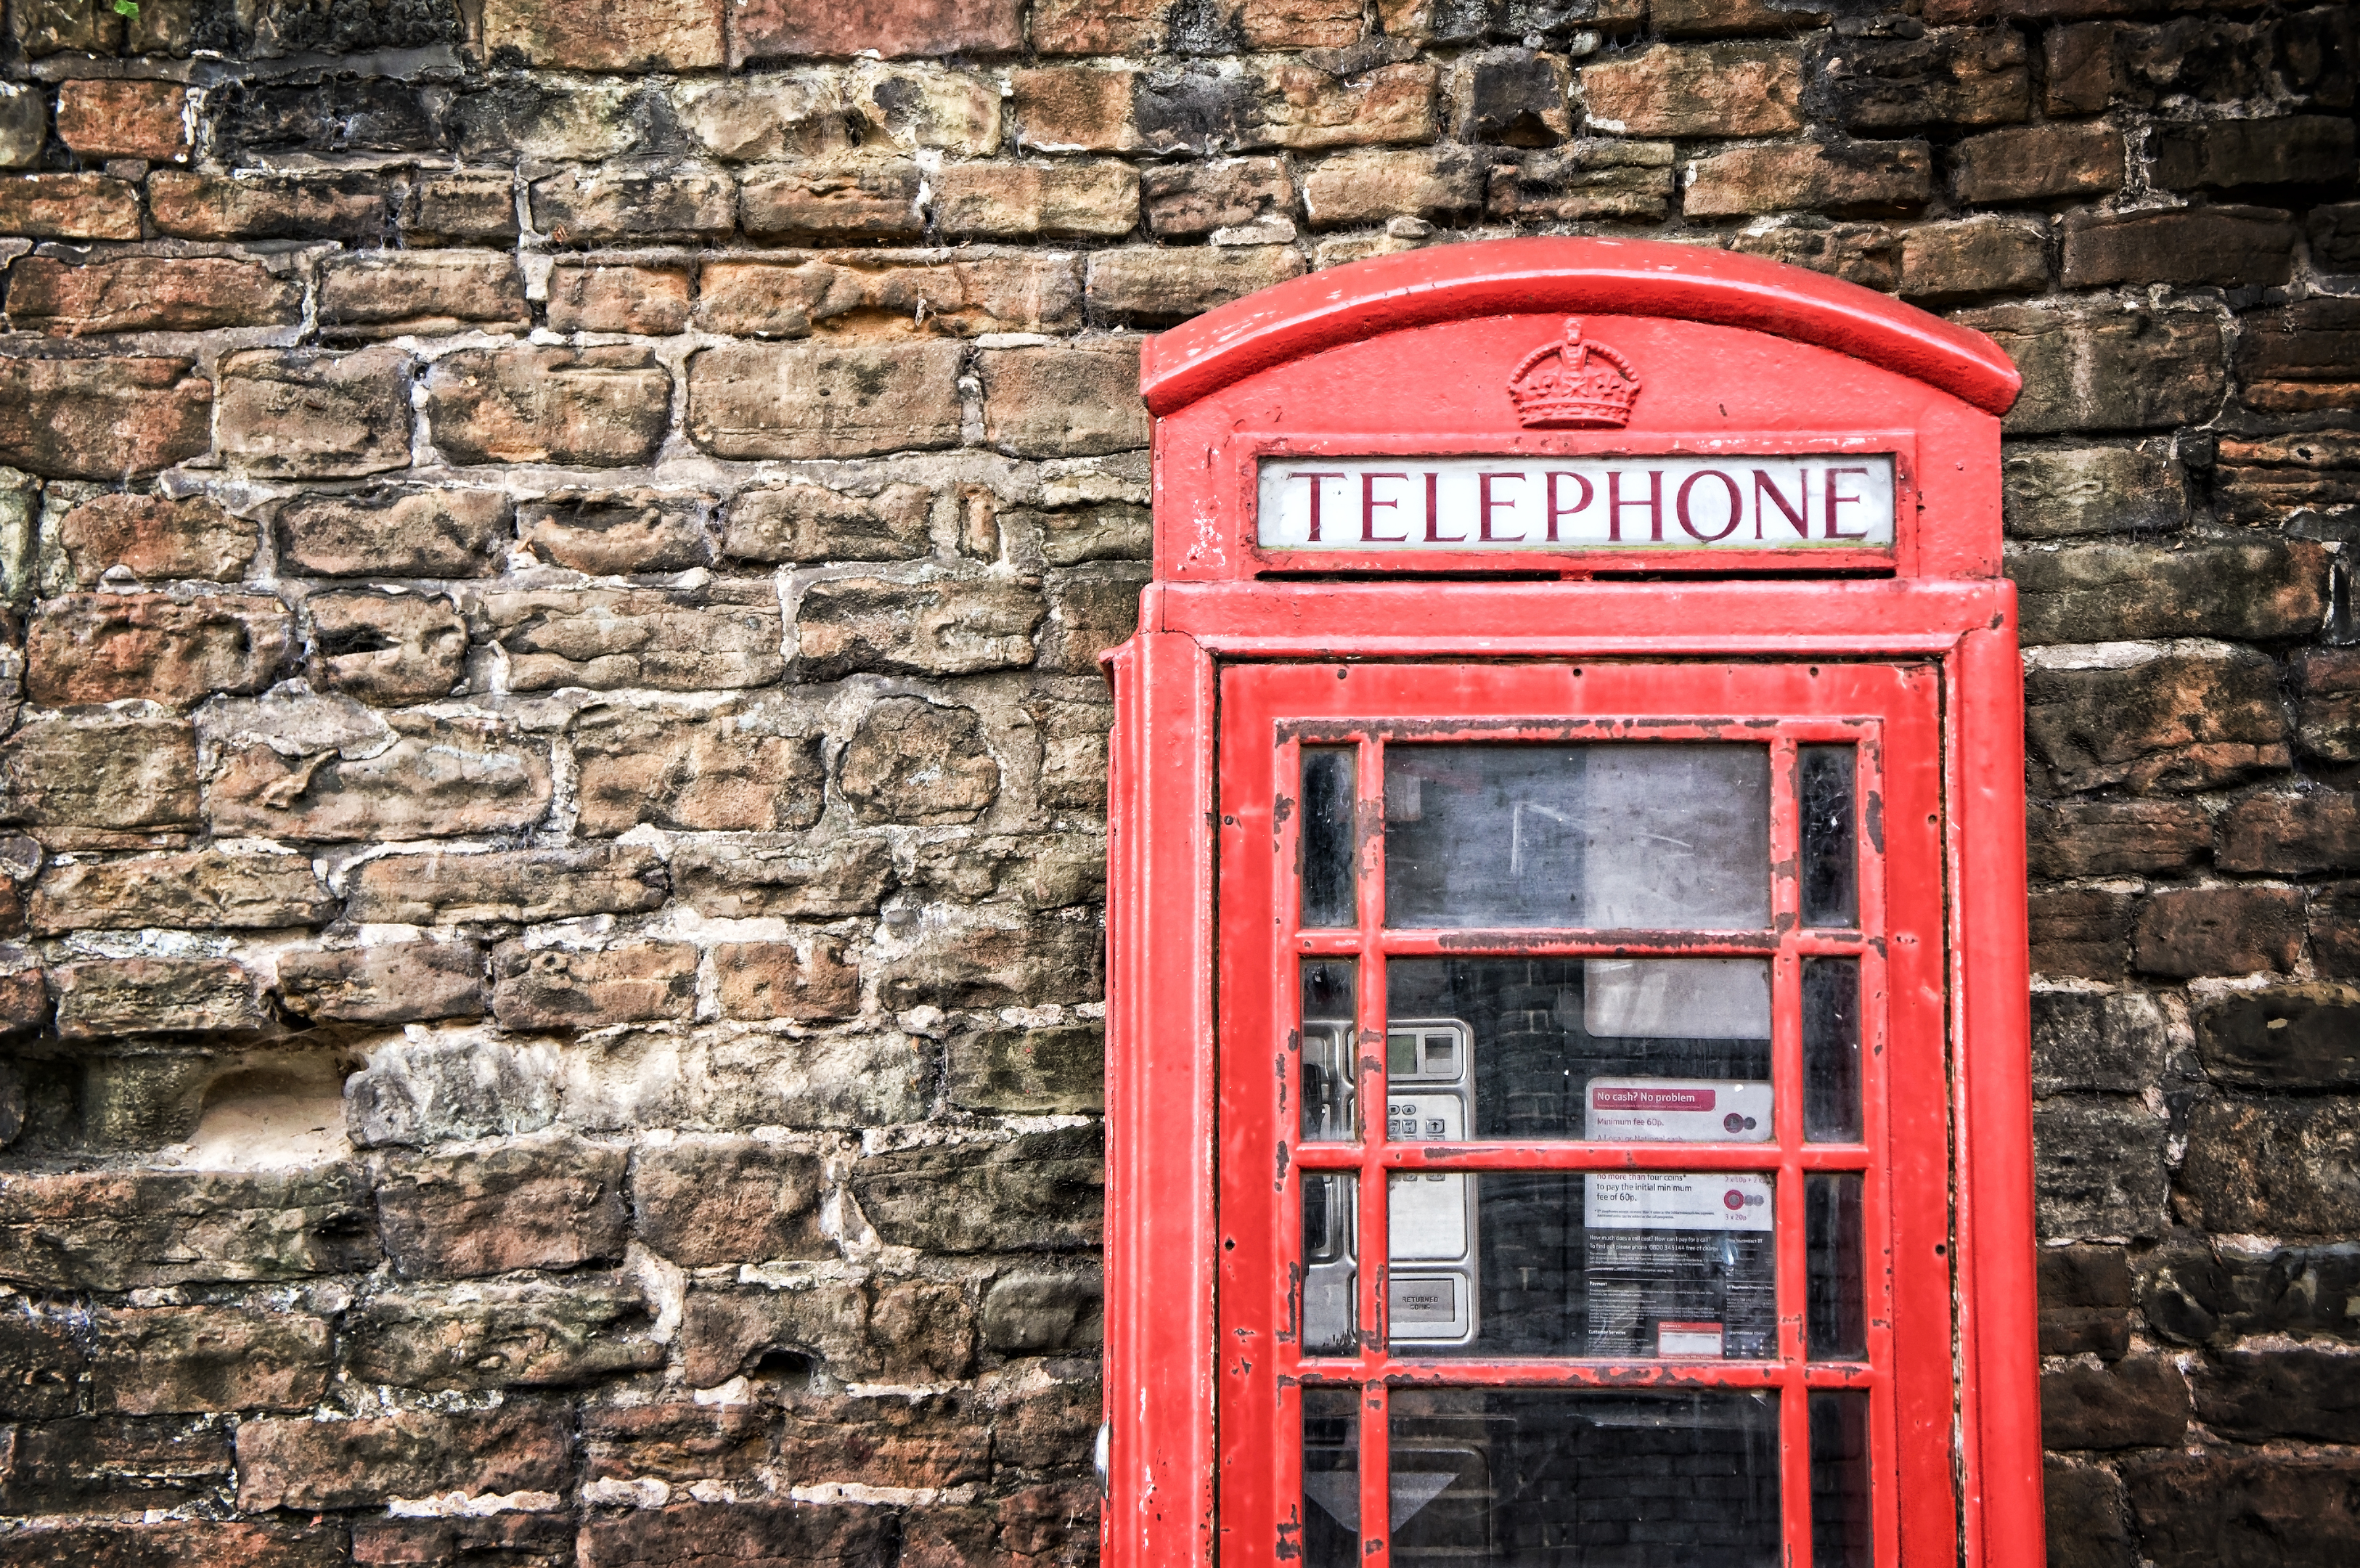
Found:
1143,158 -> 1295,238
476,587 -> 785,691
0,173 -> 140,240
0,1167 -> 376,1290
344,1036 -> 560,1150
346,1276 -> 662,1390
547,262 -> 693,335
148,171 -> 388,240
1302,146 -> 1484,227
2133,886 -> 2306,979
2033,1096 -> 2167,1239
0,1519 -> 347,1568
210,715 -> 554,842
2061,205 -> 2298,290
2149,114 -> 2357,192
0,357 -> 213,481
492,940 -> 698,1029
219,346 -> 415,478
739,162 -> 923,243
278,941 -> 486,1025
838,697 -> 1003,822
53,955 -> 264,1036
90,1306 -> 332,1415
2214,431 -> 2360,528
407,171 -> 519,244
0,1416 -> 233,1514
2038,1245 -> 2131,1360
1958,303 -> 2226,436
2218,792 -> 2360,875
983,1269 -> 1104,1352
1821,25 -> 2030,131
852,1126 -> 1103,1253
482,0 -> 724,69
2196,985 -> 2360,1091
1897,215 -> 2046,301
978,342 -> 1148,460
1488,140 -> 1676,221
2028,800 -> 2208,879
2142,1241 -> 2360,1348
531,167 -> 738,243
1580,42 -> 1802,136
26,592 -> 290,706
952,1023 -> 1104,1115
45,493 -> 254,587
677,1281 -> 870,1385
30,848 -> 332,934
2314,885 -> 2359,979
2314,202 -> 2360,273
1032,0 -> 1160,55
2031,988 -> 2168,1097
373,1136 -> 628,1279
1459,48 -> 1573,147
345,844 -> 669,927
0,1306 -> 85,1418
1262,61 -> 1438,150
5,256 -> 303,335
730,0 -> 1022,63
2187,1350 -> 2360,1445
234,1403 -> 571,1512
676,78 -> 861,162
0,707 -> 197,846
424,347 -> 671,467
579,1500 -> 898,1568
1032,501 -> 1152,566
2012,539 -> 2326,645
319,250 -> 529,338
687,341 -> 962,459
671,836 -> 896,920
878,905 -> 1101,1009
450,81 -> 651,163
307,591 -> 467,703
714,939 -> 861,1023
580,1402 -> 771,1485
936,160 -> 1138,240
573,703 -> 825,835
910,831 -> 1106,908
2029,888 -> 2132,978
56,79 -> 189,161
634,1139 -> 828,1266
213,75 -> 440,160
2179,1098 -> 2360,1238
1727,221 -> 1900,290
1012,67 -> 1142,154
695,252 -> 1079,339
352,1516 -> 571,1567
0,83 -> 42,167
1685,139 -> 1932,217
518,487 -> 711,574
722,481 -> 931,564
2026,645 -> 2288,796
2300,649 -> 2360,764
2002,446 -> 2186,538
2238,296 -> 2360,415
1949,122 -> 2123,203
1086,245 -> 1306,326
2039,20 -> 2121,116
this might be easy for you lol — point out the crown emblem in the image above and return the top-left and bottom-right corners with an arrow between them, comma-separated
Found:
1508,317 -> 1641,429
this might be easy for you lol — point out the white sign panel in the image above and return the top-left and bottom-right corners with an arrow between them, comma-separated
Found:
1584,1172 -> 1774,1232
1585,1079 -> 1775,1143
1257,454 -> 1896,552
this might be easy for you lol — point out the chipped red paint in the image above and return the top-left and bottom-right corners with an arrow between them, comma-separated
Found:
1103,239 -> 2038,1568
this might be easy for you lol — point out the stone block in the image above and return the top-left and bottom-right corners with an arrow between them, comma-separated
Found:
529,167 -> 737,242
0,1306 -> 84,1418
1302,146 -> 1484,227
547,263 -> 693,335
698,1029 -> 935,1132
2012,539 -> 2326,645
5,256 -> 303,335
46,493 -> 253,587
27,592 -> 290,707
30,848 -> 332,934
2039,20 -> 2120,116
346,1276 -> 662,1389
343,844 -> 668,927
697,251 -> 1079,339
677,1281 -> 867,1384
148,171 -> 388,240
219,346 -> 414,478
2001,446 -> 2185,537
2029,887 -> 2132,978
345,1034 -> 563,1151
775,1388 -> 990,1485
2031,989 -> 2168,1097
2194,984 -> 2360,1090
2213,430 -> 2360,528
211,716 -> 554,843
739,161 -> 923,243
2315,882 -> 2360,981
581,1402 -> 771,1484
476,587 -> 785,692
838,697 -> 1003,822
1261,61 -> 1438,150
2219,791 -> 2360,875
2033,1096 -> 2167,1240
449,82 -> 650,163
2061,205 -> 2298,290
0,1415 -> 232,1514
2190,1349 -> 2360,1444
951,1023 -> 1104,1114
0,83 -> 42,168
670,836 -> 896,919
2141,1241 -> 2360,1349
1457,47 -> 1572,147
425,347 -> 671,468
2180,1097 -> 2360,1238
2028,800 -> 2207,879
0,708 -> 197,846
1949,122 -> 2123,203
2238,296 -> 2360,415
481,0 -> 724,68
2133,886 -> 2305,979
909,831 -> 1106,909
276,488 -> 510,579
578,1501 -> 897,1568
407,171 -> 520,244
1897,215 -> 2046,302
518,487 -> 711,575
307,591 -> 467,703
983,1269 -> 1104,1353
2038,1245 -> 2131,1360
1726,221 -> 1900,290
2046,1458 -> 2136,1568
687,341 -> 961,459
1821,25 -> 2029,131
675,78 -> 865,162
318,250 -> 530,338
730,0 -> 1021,62
573,703 -> 824,836
713,939 -> 860,1023
278,941 -> 486,1025
1684,139 -> 1932,217
852,1126 -> 1103,1253
0,173 -> 140,240
1042,571 -> 1148,674
2315,202 -> 2360,273
1144,158 -> 1296,239
0,1522 -> 345,1567
1963,303 -> 2228,436
1013,67 -> 1143,154
936,160 -> 1138,240
1086,245 -> 1307,326
2149,114 -> 2357,192
633,1138 -> 828,1267
979,342 -> 1150,459
722,481 -> 931,564
373,1135 -> 628,1280
0,356 -> 213,481
1487,139 -> 1676,221
1032,0 -> 1159,54
877,906 -> 1101,1010
2123,1453 -> 2360,1568
213,75 -> 440,160
1032,501 -> 1153,566
90,1306 -> 332,1415
491,940 -> 698,1030
1580,42 -> 1802,136
234,1402 -> 570,1512
53,957 -> 265,1036
351,1517 -> 570,1567
2040,1357 -> 2188,1450
0,1167 -> 376,1290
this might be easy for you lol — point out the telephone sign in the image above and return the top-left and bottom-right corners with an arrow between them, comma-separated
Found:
1101,238 -> 2041,1568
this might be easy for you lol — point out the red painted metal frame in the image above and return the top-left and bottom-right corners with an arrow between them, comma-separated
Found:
1102,238 -> 2039,1568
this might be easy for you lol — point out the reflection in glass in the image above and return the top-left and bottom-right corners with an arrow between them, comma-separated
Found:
1389,958 -> 1771,1140
1302,960 -> 1357,1143
1806,1173 -> 1866,1361
1302,1173 -> 1357,1355
1302,1387 -> 1360,1568
1803,957 -> 1863,1143
1389,1389 -> 1781,1567
1384,744 -> 1771,930
1800,744 -> 1859,928
1810,1390 -> 1874,1568
1301,748 -> 1357,928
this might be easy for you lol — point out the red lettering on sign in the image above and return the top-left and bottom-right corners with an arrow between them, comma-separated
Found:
1752,468 -> 1810,539
1477,472 -> 1525,541
1677,469 -> 1742,542
1544,470 -> 1593,542
1424,471 -> 1463,542
1360,471 -> 1408,542
1290,471 -> 1344,542
1824,465 -> 1871,539
1607,469 -> 1664,542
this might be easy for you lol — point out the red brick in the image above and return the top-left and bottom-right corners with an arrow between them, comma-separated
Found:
1010,68 -> 1140,154
0,173 -> 139,240
1241,0 -> 1361,49
6,256 -> 303,335
55,79 -> 188,162
1032,0 -> 1161,54
731,0 -> 1022,64
481,0 -> 725,69
0,356 -> 212,481
1580,42 -> 1804,137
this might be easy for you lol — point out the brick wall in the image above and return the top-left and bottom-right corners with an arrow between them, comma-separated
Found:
0,1 -> 2351,1564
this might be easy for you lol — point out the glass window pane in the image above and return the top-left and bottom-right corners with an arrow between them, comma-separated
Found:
1303,1173 -> 1357,1355
1303,1387 -> 1360,1567
1384,744 -> 1771,929
1388,957 -> 1771,1141
1301,748 -> 1357,928
1389,1389 -> 1781,1567
1806,1173 -> 1867,1361
1810,1390 -> 1874,1568
1803,957 -> 1862,1143
1387,1171 -> 1776,1359
1800,744 -> 1859,928
1302,960 -> 1357,1143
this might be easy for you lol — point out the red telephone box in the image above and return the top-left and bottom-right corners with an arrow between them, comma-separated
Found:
1101,237 -> 2040,1568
